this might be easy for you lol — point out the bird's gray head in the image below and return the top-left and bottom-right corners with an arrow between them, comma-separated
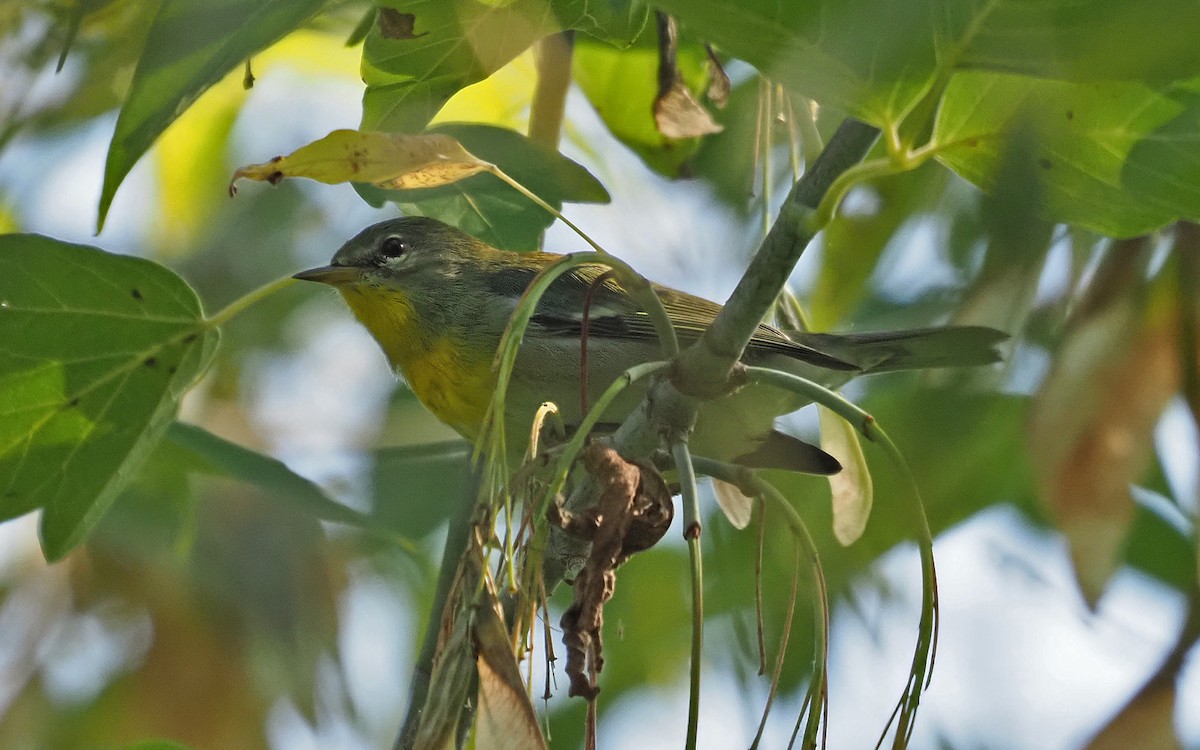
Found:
293,216 -> 489,292
331,216 -> 484,271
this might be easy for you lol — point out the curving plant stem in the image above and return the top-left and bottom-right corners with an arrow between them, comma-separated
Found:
741,366 -> 938,750
673,440 -> 705,749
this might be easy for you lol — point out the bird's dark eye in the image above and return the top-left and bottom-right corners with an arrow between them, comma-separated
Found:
379,236 -> 407,259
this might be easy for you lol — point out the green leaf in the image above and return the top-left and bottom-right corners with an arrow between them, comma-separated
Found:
653,0 -> 1200,130
121,741 -> 194,750
98,0 -> 325,230
934,72 -> 1200,237
0,235 -> 218,560
371,440 -> 472,539
362,0 -> 648,132
360,122 -> 610,251
953,0 -> 1200,83
651,0 -> 937,127
1125,488 -> 1197,594
573,33 -> 711,177
163,421 -> 381,531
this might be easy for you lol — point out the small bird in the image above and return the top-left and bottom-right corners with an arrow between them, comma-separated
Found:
295,216 -> 1004,479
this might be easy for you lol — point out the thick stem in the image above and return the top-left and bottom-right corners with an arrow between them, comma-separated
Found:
395,465 -> 483,750
674,119 -> 879,395
550,119 -> 881,584
528,31 -> 574,149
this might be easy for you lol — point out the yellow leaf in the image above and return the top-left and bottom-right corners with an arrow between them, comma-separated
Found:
820,405 -> 873,545
229,130 -> 492,193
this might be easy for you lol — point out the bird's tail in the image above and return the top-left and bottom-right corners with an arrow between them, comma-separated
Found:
794,325 -> 1008,373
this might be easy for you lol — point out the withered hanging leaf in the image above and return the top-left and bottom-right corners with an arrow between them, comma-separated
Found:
551,444 -> 672,700
820,406 -> 873,546
474,584 -> 548,750
229,130 -> 491,194
704,44 -> 730,108
652,11 -> 722,140
377,8 -> 428,40
654,79 -> 725,138
1029,243 -> 1179,605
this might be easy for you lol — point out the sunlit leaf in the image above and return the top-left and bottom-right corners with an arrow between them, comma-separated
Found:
934,73 -> 1200,237
231,130 -> 492,193
362,0 -> 648,132
98,0 -> 326,229
0,235 -> 217,560
431,50 -> 537,132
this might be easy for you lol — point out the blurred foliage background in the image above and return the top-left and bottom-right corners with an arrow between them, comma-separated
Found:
0,1 -> 1198,749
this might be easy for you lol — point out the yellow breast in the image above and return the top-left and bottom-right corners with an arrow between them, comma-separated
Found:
338,285 -> 493,439
402,336 -> 493,438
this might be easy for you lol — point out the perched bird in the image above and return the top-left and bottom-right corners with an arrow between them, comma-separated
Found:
295,216 -> 1004,479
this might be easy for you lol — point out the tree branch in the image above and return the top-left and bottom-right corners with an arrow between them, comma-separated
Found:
528,31 -> 574,148
547,119 -> 880,580
676,118 -> 880,391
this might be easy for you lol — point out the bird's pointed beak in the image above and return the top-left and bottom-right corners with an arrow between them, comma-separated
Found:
293,265 -> 360,285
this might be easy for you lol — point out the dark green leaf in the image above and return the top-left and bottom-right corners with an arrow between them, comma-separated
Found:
0,235 -> 218,560
1125,488 -> 1197,593
98,0 -> 326,229
651,0 -> 938,127
164,421 -> 379,530
361,122 -> 610,251
371,440 -> 471,538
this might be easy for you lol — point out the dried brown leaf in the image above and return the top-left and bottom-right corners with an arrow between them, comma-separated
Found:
654,80 -> 724,139
551,444 -> 672,700
1030,254 -> 1180,604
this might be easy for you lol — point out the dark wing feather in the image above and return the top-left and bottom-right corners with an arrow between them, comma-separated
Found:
503,260 -> 856,371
